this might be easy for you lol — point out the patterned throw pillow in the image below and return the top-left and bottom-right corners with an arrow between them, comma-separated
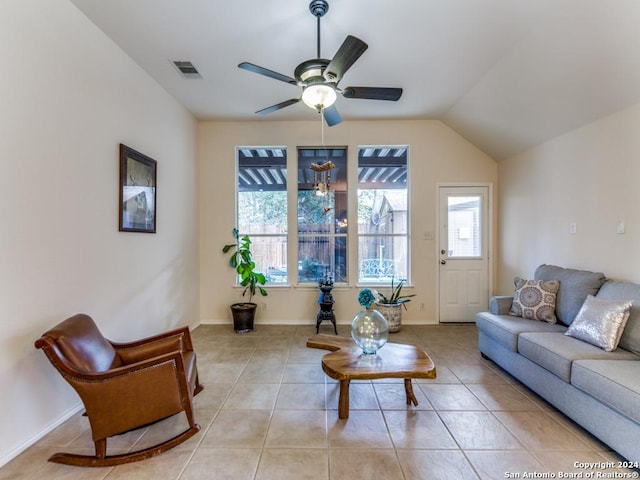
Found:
565,295 -> 633,352
510,277 -> 560,324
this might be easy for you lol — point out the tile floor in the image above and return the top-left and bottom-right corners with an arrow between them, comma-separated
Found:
1,324 -> 635,480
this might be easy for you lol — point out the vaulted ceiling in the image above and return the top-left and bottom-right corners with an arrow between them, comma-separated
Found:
69,0 -> 640,160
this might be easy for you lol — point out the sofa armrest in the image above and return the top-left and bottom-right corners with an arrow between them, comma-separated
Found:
489,296 -> 514,315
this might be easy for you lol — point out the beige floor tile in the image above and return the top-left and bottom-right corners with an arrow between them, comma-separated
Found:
255,449 -> 329,480
419,384 -> 487,410
397,449 -> 480,480
0,446 -> 60,480
328,411 -> 393,449
36,411 -> 88,447
439,411 -> 523,450
282,363 -> 327,383
275,383 -> 326,410
237,362 -> 285,383
265,410 -> 327,448
493,411 -> 592,451
448,363 -> 509,384
533,449 -> 632,474
5,324 -> 626,480
465,450 -> 546,480
200,409 -> 271,448
192,383 -> 233,409
374,383 -> 433,411
222,383 -> 280,410
24,462 -> 111,480
179,447 -> 261,480
467,384 -> 541,411
329,449 -> 403,480
384,410 -> 458,449
326,382 -> 379,412
197,362 -> 246,384
414,364 -> 461,384
103,448 -> 192,480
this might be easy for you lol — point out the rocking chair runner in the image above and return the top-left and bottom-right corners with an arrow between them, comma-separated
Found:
34,314 -> 204,467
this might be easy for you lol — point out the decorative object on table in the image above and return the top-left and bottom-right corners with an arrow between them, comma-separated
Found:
222,228 -> 268,333
119,144 -> 156,233
315,269 -> 337,334
374,277 -> 415,333
351,288 -> 388,355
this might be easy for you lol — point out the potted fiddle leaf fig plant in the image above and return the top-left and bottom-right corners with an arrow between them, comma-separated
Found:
374,277 -> 415,333
222,228 -> 268,332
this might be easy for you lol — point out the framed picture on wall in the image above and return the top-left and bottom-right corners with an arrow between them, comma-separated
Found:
119,144 -> 157,233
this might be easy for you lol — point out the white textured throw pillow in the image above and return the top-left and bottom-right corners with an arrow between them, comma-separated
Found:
565,295 -> 633,352
510,277 -> 560,324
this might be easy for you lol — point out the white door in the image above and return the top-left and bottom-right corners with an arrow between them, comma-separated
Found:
438,186 -> 489,323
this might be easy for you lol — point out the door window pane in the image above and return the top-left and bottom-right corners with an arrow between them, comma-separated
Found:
447,195 -> 481,258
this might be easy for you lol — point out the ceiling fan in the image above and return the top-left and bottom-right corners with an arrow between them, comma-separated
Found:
238,0 -> 403,126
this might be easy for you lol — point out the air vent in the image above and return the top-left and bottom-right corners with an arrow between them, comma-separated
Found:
171,60 -> 202,79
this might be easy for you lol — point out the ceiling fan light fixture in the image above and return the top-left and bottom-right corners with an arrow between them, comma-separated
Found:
302,83 -> 337,110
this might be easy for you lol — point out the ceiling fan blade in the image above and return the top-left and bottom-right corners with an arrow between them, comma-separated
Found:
238,62 -> 298,85
256,98 -> 300,115
342,87 -> 403,101
323,35 -> 368,83
322,104 -> 342,126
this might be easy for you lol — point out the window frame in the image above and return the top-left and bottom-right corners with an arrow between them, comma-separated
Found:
356,145 -> 411,286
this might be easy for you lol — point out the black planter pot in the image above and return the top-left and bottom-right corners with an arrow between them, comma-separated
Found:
230,302 -> 257,333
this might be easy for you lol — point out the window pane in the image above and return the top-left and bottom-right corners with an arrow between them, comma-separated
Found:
298,235 -> 347,283
298,147 -> 347,283
237,147 -> 288,282
358,236 -> 408,282
250,235 -> 288,284
357,146 -> 409,283
447,195 -> 481,258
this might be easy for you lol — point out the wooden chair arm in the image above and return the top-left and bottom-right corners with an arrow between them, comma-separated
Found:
111,327 -> 195,364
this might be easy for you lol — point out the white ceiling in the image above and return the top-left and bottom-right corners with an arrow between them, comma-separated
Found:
69,0 -> 640,159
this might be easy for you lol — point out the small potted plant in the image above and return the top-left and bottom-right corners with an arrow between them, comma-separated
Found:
222,228 -> 267,332
374,277 -> 415,333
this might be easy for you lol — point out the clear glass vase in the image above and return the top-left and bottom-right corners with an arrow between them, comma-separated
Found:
351,309 -> 389,355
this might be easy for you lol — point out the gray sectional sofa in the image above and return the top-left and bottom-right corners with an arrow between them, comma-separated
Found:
476,264 -> 640,462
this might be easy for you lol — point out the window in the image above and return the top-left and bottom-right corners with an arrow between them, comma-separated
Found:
357,146 -> 409,283
236,147 -> 288,283
235,144 -> 410,287
446,195 -> 481,258
297,147 -> 347,283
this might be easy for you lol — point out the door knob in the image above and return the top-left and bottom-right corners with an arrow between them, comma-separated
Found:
441,260 -> 446,265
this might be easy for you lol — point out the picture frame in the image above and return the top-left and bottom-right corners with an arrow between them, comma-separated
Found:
119,144 -> 157,233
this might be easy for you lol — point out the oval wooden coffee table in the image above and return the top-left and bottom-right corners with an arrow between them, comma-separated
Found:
306,334 -> 437,419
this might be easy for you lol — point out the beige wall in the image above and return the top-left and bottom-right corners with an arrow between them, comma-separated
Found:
498,102 -> 640,292
198,119 -> 497,327
0,0 -> 198,464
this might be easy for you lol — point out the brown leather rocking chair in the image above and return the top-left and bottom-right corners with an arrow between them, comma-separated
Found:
34,313 -> 204,467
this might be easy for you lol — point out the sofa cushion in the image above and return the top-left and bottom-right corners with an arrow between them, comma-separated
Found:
596,280 -> 640,356
572,359 -> 640,424
510,277 -> 560,323
476,312 -> 566,352
565,295 -> 633,352
535,264 -> 606,326
517,332 -> 638,382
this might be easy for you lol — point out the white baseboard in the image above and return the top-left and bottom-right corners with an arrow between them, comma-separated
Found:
0,403 -> 83,468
